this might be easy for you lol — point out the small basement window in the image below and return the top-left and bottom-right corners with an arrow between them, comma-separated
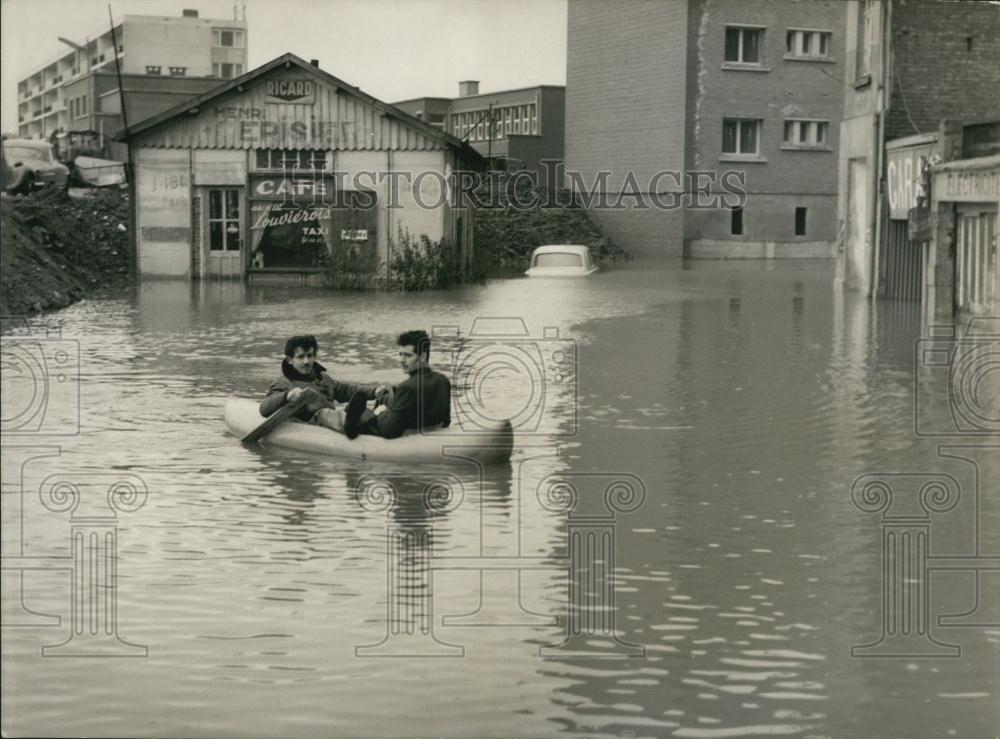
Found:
795,207 -> 808,236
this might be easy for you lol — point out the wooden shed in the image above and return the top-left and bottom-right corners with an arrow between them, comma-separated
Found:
117,53 -> 478,282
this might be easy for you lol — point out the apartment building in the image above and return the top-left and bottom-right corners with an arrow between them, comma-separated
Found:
393,81 -> 565,179
16,8 -> 247,147
565,0 -> 846,258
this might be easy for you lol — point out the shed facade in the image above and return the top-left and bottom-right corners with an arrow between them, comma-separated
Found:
120,54 -> 476,281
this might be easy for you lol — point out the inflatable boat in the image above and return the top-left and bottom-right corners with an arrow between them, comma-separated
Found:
224,398 -> 513,464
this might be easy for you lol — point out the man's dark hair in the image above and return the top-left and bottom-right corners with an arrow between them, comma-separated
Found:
284,335 -> 318,358
397,329 -> 430,360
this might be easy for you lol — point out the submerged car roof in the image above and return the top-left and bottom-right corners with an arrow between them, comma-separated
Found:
532,244 -> 592,255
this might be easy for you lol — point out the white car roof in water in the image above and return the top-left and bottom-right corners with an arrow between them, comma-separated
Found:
532,244 -> 592,256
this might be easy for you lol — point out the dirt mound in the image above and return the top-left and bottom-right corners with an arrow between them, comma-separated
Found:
0,188 -> 131,315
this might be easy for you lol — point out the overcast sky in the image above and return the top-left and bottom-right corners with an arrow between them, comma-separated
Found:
1,0 -> 568,133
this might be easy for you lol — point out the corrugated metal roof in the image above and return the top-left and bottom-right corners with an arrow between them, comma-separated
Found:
117,53 -> 477,154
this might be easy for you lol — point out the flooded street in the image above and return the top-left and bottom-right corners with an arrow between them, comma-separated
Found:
2,261 -> 998,738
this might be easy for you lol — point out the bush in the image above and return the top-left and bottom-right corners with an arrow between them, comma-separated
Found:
471,173 -> 630,272
320,242 -> 383,290
320,227 -> 484,292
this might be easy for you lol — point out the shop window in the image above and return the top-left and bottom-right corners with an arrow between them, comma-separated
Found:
731,206 -> 744,235
722,118 -> 760,155
795,207 -> 808,236
783,119 -> 829,149
724,26 -> 763,64
255,149 -> 329,172
786,29 -> 832,59
208,189 -> 242,252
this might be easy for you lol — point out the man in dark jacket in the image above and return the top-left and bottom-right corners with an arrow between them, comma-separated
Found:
344,329 -> 451,440
261,335 -> 383,430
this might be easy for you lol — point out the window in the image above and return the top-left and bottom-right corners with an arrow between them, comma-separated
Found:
146,65 -> 162,75
255,149 -> 329,171
208,189 -> 242,253
794,207 -> 807,236
169,66 -> 187,77
531,105 -> 538,134
786,29 -> 832,59
722,118 -> 760,155
731,206 -> 744,235
783,119 -> 829,148
724,26 -> 763,64
213,62 -> 243,79
214,29 -> 245,48
857,0 -> 877,77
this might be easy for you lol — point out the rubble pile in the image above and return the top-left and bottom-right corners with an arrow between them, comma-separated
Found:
0,188 -> 132,315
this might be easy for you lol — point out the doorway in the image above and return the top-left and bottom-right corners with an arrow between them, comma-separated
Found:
206,188 -> 243,277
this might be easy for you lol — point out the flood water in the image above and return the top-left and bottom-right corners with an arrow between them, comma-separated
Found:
2,261 -> 998,739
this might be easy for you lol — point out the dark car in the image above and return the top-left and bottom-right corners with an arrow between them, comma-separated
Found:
3,139 -> 70,194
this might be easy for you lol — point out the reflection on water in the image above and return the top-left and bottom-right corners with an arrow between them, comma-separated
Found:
2,262 -> 998,738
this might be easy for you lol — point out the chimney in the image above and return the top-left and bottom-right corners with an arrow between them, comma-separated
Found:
458,80 -> 479,97
310,59 -> 320,67
182,8 -> 198,17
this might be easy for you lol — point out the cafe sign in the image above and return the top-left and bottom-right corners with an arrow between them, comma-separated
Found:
250,175 -> 336,201
264,78 -> 315,105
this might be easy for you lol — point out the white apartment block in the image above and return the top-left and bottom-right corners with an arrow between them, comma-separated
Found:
16,8 -> 247,140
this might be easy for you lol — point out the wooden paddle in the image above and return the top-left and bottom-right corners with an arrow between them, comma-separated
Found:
241,388 -> 318,444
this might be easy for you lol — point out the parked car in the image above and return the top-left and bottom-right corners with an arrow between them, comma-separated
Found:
525,244 -> 600,277
2,139 -> 70,194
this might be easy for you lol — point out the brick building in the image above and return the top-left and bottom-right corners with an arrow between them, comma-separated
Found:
566,0 -> 846,258
837,0 -> 1000,300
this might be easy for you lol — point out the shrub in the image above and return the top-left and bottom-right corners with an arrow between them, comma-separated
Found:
319,227 -> 484,292
471,173 -> 630,272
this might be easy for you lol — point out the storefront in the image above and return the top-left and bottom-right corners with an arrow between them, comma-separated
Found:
120,54 -> 476,282
930,155 -> 1000,316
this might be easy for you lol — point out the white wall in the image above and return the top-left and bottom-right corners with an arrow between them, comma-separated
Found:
136,147 -> 192,277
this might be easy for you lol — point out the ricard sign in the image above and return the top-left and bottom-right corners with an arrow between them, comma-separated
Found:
265,79 -> 315,105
